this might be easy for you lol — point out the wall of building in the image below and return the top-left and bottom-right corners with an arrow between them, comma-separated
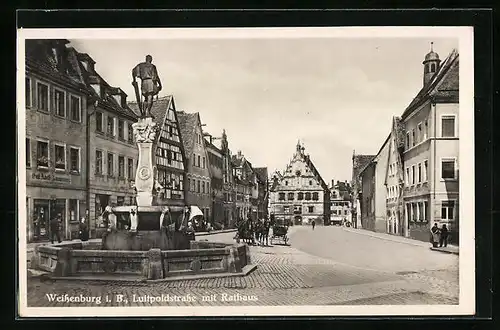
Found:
360,163 -> 375,230
373,141 -> 390,233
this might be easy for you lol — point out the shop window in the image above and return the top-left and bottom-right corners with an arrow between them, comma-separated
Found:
70,95 -> 81,122
54,89 -> 65,117
95,150 -> 103,174
37,82 -> 49,111
70,147 -> 80,173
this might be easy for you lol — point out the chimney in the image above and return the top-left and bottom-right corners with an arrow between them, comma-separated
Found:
238,150 -> 242,157
331,179 -> 335,187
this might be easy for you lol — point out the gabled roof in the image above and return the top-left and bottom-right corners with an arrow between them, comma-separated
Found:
352,154 -> 375,183
254,167 -> 268,183
128,95 -> 173,128
402,49 -> 459,119
176,111 -> 199,157
359,133 -> 391,177
25,39 -> 88,92
301,154 -> 329,192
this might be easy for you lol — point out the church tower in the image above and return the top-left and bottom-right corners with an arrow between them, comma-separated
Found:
423,42 -> 441,86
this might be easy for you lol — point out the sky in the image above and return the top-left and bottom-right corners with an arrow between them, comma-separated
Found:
69,36 -> 458,184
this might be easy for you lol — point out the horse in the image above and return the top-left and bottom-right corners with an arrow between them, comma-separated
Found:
258,219 -> 271,246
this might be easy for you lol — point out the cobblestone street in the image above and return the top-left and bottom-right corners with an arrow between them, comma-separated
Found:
25,226 -> 459,307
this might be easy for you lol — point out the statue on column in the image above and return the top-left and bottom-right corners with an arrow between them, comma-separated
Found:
132,55 -> 162,118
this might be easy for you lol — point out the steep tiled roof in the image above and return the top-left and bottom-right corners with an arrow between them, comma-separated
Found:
254,167 -> 268,183
402,49 -> 459,119
393,116 -> 406,150
25,39 -> 88,92
176,111 -> 199,157
128,95 -> 173,128
205,139 -> 222,154
352,154 -> 375,185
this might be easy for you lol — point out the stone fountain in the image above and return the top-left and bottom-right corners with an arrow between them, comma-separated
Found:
29,56 -> 255,281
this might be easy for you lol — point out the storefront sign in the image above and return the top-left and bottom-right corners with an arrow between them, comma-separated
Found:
31,172 -> 71,183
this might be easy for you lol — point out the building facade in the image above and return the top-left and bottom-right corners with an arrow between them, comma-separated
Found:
270,142 -> 330,225
329,180 -> 352,225
205,136 -> 224,226
401,48 -> 460,243
25,39 -> 89,242
177,111 -> 212,220
351,153 -> 375,229
220,130 -> 236,228
76,52 -> 139,237
254,167 -> 269,220
232,152 -> 254,222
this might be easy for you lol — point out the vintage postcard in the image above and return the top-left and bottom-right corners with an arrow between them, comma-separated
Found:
17,27 -> 475,317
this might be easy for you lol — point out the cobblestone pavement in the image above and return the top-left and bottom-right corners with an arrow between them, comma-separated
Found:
25,226 -> 459,307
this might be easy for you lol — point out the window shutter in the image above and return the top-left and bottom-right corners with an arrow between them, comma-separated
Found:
49,86 -> 55,113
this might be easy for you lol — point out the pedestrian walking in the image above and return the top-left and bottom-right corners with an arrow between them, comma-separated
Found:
50,213 -> 62,244
79,214 -> 89,242
430,223 -> 440,248
311,219 -> 316,230
440,224 -> 449,247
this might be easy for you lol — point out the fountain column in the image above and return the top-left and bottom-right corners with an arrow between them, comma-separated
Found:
132,117 -> 159,207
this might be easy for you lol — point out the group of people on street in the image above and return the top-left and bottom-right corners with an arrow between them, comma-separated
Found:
430,222 -> 449,248
235,214 -> 272,246
48,210 -> 90,244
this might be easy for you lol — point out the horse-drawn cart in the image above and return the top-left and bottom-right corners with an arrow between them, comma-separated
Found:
270,219 -> 290,245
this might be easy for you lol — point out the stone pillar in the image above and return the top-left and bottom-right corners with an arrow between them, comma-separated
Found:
54,247 -> 72,277
132,118 -> 159,207
145,248 -> 163,280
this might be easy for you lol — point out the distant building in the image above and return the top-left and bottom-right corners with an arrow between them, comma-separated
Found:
270,141 -> 330,225
220,130 -> 236,228
359,135 -> 391,233
329,180 -> 352,226
25,39 -> 89,242
129,96 -> 186,208
205,134 -> 224,226
76,51 -> 139,237
254,167 -> 269,220
401,47 -> 460,243
177,111 -> 212,220
351,153 -> 375,228
231,151 -> 254,222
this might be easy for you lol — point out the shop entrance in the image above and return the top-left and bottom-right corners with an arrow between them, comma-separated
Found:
32,199 -> 66,242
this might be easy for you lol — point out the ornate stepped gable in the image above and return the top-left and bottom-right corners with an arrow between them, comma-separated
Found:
129,96 -> 186,202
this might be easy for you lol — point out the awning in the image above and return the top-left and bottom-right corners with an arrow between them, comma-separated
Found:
189,205 -> 204,221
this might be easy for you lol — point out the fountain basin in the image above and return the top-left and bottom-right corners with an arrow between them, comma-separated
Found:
29,240 -> 254,281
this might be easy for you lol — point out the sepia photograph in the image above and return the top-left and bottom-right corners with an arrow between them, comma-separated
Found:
17,27 -> 474,317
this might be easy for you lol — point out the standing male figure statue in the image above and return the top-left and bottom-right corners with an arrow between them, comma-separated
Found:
132,55 -> 162,118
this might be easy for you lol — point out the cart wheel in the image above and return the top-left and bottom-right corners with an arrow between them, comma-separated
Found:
284,236 -> 288,245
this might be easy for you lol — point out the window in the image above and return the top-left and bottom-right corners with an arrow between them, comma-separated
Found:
312,192 -> 319,201
54,144 -> 65,170
305,192 -> 311,200
423,160 -> 428,182
406,168 -> 410,185
26,138 -> 31,167
70,95 -> 81,122
298,192 -> 304,200
441,201 -> 455,220
95,150 -> 103,174
118,156 -> 125,178
70,147 -> 80,172
187,178 -> 191,191
406,132 -> 410,149
418,163 -> 422,183
308,206 -> 314,213
278,193 -> 285,201
285,181 -> 288,186
107,116 -> 115,136
417,123 -> 422,143
25,77 -> 31,107
288,192 -> 294,201
118,120 -> 125,140
197,180 -> 200,193
284,206 -> 290,213
128,123 -> 133,143
36,82 -> 49,111
96,112 -> 103,132
309,180 -> 313,185
424,120 -> 428,140
54,89 -> 65,117
202,157 -> 206,169
441,159 -> 456,179
191,178 -> 195,191
207,182 -> 210,192
411,165 -> 415,185
107,153 -> 114,176
69,200 -> 78,222
412,129 -> 416,147
424,201 -> 429,222
202,181 -> 205,194
441,115 -> 456,137
127,158 -> 134,179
